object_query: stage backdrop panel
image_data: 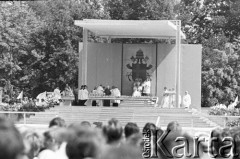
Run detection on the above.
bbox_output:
[181,44,202,110]
[122,44,156,96]
[156,44,202,110]
[156,44,176,100]
[86,43,122,91]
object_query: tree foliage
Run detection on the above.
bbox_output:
[0,2,43,96]
[2,0,240,107]
[0,0,109,98]
[178,0,240,106]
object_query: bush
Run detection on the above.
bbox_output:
[209,104,240,116]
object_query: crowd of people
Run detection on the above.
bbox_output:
[2,115,240,159]
[1,82,193,109]
[160,87,192,109]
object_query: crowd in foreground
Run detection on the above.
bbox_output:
[2,116,240,159]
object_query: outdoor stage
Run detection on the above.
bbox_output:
[75,20,202,110]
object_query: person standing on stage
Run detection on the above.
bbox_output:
[96,85,104,106]
[103,85,111,106]
[168,88,174,108]
[161,87,170,108]
[183,91,191,108]
[78,85,89,106]
[111,86,121,107]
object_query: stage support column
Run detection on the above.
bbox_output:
[176,20,181,108]
[82,28,88,85]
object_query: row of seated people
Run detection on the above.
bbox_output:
[78,85,121,106]
[2,115,239,159]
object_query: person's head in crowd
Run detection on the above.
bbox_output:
[166,121,182,132]
[42,127,71,152]
[124,122,140,139]
[43,128,59,152]
[0,117,25,159]
[49,117,66,128]
[143,122,156,134]
[22,131,42,159]
[81,121,91,128]
[93,122,103,129]
[231,127,240,159]
[84,85,88,89]
[80,85,84,90]
[102,118,123,145]
[66,127,104,159]
[125,133,143,148]
[210,128,232,158]
[158,122,191,159]
[99,144,142,159]
[142,122,163,141]
[164,86,167,91]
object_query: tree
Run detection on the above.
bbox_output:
[0,2,43,97]
[104,0,177,20]
[178,0,240,107]
[25,0,109,97]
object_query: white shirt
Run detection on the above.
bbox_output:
[78,89,89,100]
[183,94,191,107]
[38,149,56,159]
[96,86,104,95]
[54,88,61,100]
[55,142,68,159]
[132,90,141,97]
[142,81,151,94]
[111,88,121,103]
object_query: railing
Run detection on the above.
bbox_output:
[0,111,59,125]
[88,95,158,105]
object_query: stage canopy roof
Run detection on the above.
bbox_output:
[74,19,186,39]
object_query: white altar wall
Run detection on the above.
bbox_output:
[81,43,202,109]
[156,44,202,109]
[86,43,122,91]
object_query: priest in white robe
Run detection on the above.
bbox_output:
[183,91,191,108]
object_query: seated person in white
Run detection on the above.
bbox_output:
[132,86,141,97]
[182,91,191,108]
[96,85,104,106]
[142,78,151,96]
